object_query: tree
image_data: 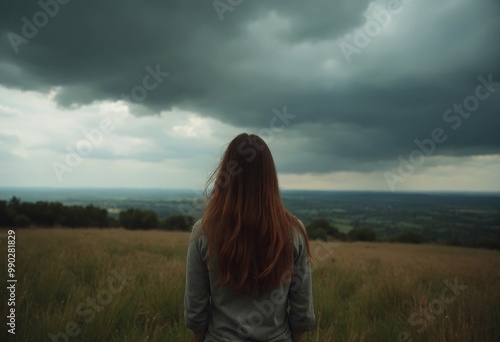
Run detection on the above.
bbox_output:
[0,200,15,227]
[348,227,377,242]
[388,230,426,244]
[59,205,108,228]
[162,215,195,231]
[306,219,341,241]
[14,214,31,228]
[119,209,159,230]
[8,196,21,211]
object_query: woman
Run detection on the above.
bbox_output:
[184,133,315,342]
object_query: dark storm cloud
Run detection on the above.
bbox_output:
[0,0,369,107]
[1,0,499,174]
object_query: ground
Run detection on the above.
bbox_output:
[1,228,499,341]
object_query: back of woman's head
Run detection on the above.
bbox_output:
[201,133,310,296]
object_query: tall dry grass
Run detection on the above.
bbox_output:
[1,228,499,341]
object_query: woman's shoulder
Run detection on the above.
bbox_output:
[188,219,206,243]
[188,219,210,262]
[290,216,308,259]
[291,216,306,238]
[191,219,203,233]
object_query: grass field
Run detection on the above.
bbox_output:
[1,228,499,341]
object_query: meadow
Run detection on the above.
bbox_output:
[1,228,499,341]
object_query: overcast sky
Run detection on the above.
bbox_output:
[1,0,499,191]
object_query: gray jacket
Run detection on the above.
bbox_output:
[184,220,315,342]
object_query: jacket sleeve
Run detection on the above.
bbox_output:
[184,221,211,332]
[287,225,315,332]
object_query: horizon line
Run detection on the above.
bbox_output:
[1,186,500,195]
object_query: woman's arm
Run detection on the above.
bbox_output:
[184,222,211,336]
[288,226,315,336]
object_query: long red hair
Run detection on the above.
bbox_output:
[200,133,310,296]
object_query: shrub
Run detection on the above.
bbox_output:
[14,214,32,228]
[388,230,426,244]
[348,227,377,242]
[161,215,195,231]
[306,219,341,241]
[119,209,159,230]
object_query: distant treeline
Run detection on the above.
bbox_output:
[0,197,194,231]
[1,197,498,250]
[305,218,500,250]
